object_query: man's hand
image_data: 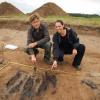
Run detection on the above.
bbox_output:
[72,49,77,56]
[31,55,36,64]
[52,60,57,69]
[28,42,37,48]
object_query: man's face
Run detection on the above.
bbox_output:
[31,18,40,29]
[55,22,64,33]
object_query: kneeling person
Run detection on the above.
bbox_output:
[26,14,52,64]
[52,20,85,70]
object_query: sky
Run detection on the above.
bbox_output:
[0,0,100,15]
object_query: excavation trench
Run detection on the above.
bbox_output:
[5,67,57,100]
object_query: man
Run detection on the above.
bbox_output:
[52,20,85,70]
[26,14,52,64]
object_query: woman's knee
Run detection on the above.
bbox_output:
[77,44,86,53]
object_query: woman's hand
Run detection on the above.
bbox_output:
[52,60,57,69]
[72,49,77,56]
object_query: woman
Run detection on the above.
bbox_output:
[52,20,85,70]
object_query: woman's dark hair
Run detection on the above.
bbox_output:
[55,20,64,25]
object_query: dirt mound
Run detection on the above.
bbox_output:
[0,2,24,15]
[30,2,67,17]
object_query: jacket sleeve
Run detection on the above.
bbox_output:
[27,26,34,45]
[37,25,50,46]
[53,34,61,60]
[70,29,79,49]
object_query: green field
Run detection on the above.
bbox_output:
[0,15,100,27]
[44,15,100,27]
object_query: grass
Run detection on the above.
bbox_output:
[0,14,27,21]
[43,15,100,27]
[0,15,100,27]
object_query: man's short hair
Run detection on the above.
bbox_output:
[29,13,40,23]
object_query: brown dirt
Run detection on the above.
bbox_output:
[0,2,24,15]
[0,20,100,36]
[0,28,100,100]
[29,2,67,17]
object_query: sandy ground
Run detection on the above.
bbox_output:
[0,28,100,100]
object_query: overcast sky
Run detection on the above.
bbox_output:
[0,0,100,15]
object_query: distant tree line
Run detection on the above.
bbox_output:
[69,13,100,18]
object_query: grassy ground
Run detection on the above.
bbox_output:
[43,15,100,27]
[0,15,100,27]
[0,14,27,21]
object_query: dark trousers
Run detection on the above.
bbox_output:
[25,42,52,60]
[57,44,85,66]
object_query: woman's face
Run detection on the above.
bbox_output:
[55,22,64,33]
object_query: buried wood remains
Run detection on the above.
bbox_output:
[0,61,100,100]
[5,66,57,100]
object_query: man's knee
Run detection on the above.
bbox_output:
[44,42,52,49]
[46,42,52,47]
[25,47,29,54]
[25,47,37,55]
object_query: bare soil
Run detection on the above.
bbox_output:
[0,27,100,100]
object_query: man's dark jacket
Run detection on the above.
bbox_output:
[27,23,50,46]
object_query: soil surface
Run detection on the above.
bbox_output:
[0,27,100,100]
